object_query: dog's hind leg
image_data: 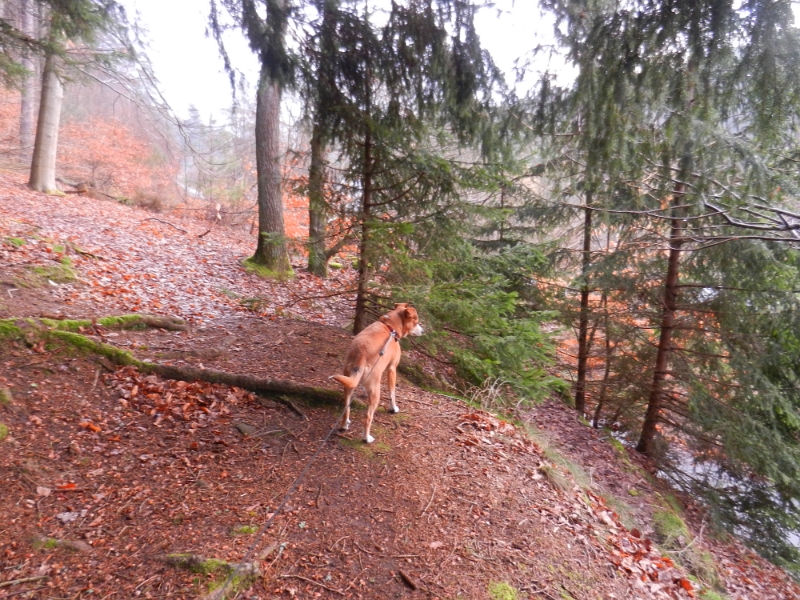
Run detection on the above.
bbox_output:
[340,387,354,431]
[387,364,399,414]
[363,385,381,444]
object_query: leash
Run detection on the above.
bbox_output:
[210,405,348,600]
[379,324,399,357]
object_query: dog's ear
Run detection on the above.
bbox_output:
[379,314,391,324]
[393,302,408,309]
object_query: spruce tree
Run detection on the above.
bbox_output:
[537,0,800,566]
[210,0,294,276]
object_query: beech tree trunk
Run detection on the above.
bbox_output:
[252,64,291,274]
[307,123,329,277]
[19,0,36,160]
[574,195,593,415]
[636,182,686,455]
[29,49,62,193]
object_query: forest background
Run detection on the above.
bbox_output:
[2,0,800,582]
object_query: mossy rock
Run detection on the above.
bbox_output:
[488,581,519,600]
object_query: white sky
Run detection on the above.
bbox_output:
[120,0,552,122]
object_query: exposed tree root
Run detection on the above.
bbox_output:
[1,316,343,408]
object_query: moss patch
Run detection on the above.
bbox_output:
[488,581,519,600]
[164,554,260,599]
[339,428,391,458]
[231,525,257,535]
[653,509,690,549]
[0,422,8,442]
[242,256,294,281]
[32,261,77,284]
[4,237,26,247]
[0,387,12,405]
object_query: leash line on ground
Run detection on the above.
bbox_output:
[210,405,347,600]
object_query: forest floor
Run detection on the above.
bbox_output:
[1,169,798,600]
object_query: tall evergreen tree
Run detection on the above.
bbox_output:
[537,0,800,565]
[210,0,294,276]
[296,0,502,332]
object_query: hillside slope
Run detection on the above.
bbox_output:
[1,171,797,599]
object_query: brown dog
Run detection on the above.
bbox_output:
[332,303,424,443]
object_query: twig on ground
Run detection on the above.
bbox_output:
[278,574,345,596]
[284,288,358,308]
[398,570,418,590]
[0,586,48,599]
[420,481,437,516]
[0,577,48,589]
[141,218,189,234]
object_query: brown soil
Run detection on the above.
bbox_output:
[1,171,798,599]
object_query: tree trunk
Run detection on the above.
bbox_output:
[574,194,593,415]
[307,122,329,277]
[252,64,291,275]
[353,124,373,335]
[28,49,62,193]
[19,0,36,161]
[636,183,686,455]
[592,293,611,428]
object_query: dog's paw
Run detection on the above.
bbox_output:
[364,434,375,444]
[340,419,351,431]
[390,406,400,414]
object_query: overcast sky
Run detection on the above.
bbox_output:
[121,0,551,122]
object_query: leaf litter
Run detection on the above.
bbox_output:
[1,170,798,598]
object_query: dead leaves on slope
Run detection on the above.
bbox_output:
[456,410,697,599]
[105,366,255,429]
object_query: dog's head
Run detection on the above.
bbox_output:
[382,303,424,337]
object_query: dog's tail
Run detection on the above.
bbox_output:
[330,367,362,391]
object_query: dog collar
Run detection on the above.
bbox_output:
[383,322,400,340]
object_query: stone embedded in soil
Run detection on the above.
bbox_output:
[234,423,257,437]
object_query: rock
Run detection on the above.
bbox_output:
[235,423,258,437]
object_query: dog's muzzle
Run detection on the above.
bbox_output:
[410,324,424,336]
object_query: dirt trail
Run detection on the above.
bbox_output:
[1,171,798,599]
